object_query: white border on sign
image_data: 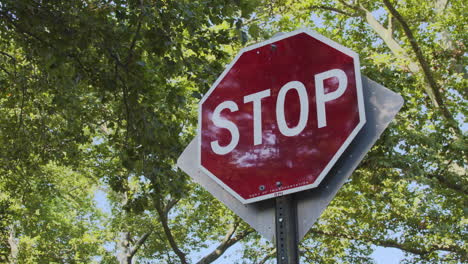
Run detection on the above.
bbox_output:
[198,28,366,204]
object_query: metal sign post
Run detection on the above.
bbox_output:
[276,195,299,263]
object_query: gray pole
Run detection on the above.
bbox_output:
[275,195,299,263]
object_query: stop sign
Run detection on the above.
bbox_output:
[199,29,365,204]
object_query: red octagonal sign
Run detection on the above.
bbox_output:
[199,29,365,204]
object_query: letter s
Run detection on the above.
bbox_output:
[210,101,239,155]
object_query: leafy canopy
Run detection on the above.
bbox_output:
[0,0,466,263]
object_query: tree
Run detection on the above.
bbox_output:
[0,0,466,263]
[1,0,252,263]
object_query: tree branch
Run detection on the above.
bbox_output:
[129,231,152,260]
[382,0,462,136]
[125,0,144,67]
[196,221,253,264]
[258,249,276,264]
[434,0,455,51]
[337,0,358,10]
[435,0,449,13]
[0,11,50,46]
[196,222,238,264]
[309,5,360,17]
[154,198,188,264]
[310,228,466,260]
[426,171,467,195]
[0,51,16,62]
[164,198,180,216]
[386,13,393,39]
[357,5,418,70]
[0,65,11,76]
[397,158,467,195]
[16,83,26,134]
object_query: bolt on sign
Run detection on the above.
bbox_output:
[198,29,365,204]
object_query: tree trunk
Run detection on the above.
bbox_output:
[8,225,18,264]
[117,231,133,264]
